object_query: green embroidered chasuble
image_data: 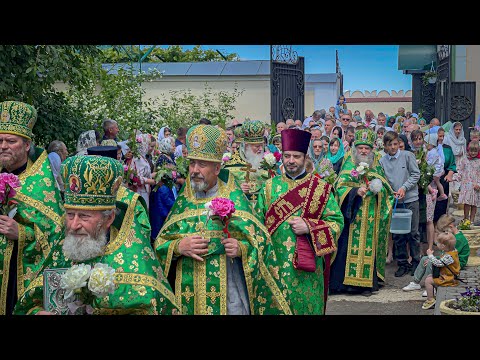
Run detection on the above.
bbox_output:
[14,186,179,315]
[154,169,291,315]
[0,148,65,315]
[254,173,344,314]
[334,151,395,288]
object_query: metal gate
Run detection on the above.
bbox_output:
[270,46,305,124]
[450,81,476,133]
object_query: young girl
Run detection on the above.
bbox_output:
[334,95,347,119]
[425,133,447,201]
[422,232,460,309]
[457,140,480,223]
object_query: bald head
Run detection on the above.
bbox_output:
[430,118,440,127]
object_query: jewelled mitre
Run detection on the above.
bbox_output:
[0,101,37,140]
[186,125,228,163]
[242,120,266,144]
[61,155,124,210]
[354,128,376,148]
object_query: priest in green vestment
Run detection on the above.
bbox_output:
[223,120,271,205]
[14,155,179,315]
[155,124,291,315]
[0,101,65,315]
[254,129,344,315]
[329,128,394,296]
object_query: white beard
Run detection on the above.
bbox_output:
[62,226,108,262]
[244,146,264,170]
[352,146,375,167]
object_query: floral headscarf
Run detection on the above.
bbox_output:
[159,137,175,154]
[76,130,97,155]
[137,133,150,158]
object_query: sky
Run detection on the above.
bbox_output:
[176,45,412,93]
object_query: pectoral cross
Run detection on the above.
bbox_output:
[240,162,257,183]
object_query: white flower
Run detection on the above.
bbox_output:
[356,165,365,174]
[359,162,369,168]
[88,263,116,298]
[263,153,277,167]
[61,264,92,300]
[369,178,383,194]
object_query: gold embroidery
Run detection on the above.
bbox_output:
[308,180,324,214]
[42,190,56,203]
[15,193,63,227]
[23,274,43,294]
[175,259,183,309]
[219,254,227,315]
[194,258,207,315]
[0,239,14,315]
[34,224,51,259]
[104,192,137,255]
[18,151,47,182]
[265,178,272,208]
[17,225,26,297]
[298,187,307,198]
[114,272,176,307]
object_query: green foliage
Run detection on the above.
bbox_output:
[415,147,435,193]
[156,84,245,130]
[66,67,164,139]
[0,45,102,151]
[101,45,240,63]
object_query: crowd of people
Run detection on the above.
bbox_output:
[0,96,475,315]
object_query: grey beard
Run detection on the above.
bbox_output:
[352,146,374,167]
[63,228,107,262]
[244,147,264,170]
[190,177,209,192]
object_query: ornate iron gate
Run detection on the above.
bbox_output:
[450,82,476,134]
[270,46,305,124]
[435,45,451,123]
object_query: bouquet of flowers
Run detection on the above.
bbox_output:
[259,151,282,178]
[221,152,232,166]
[0,173,21,217]
[448,286,480,312]
[123,164,142,192]
[458,219,471,230]
[175,156,189,179]
[60,263,116,315]
[350,162,371,186]
[203,197,236,238]
[316,158,336,185]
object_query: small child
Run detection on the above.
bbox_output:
[470,129,480,142]
[425,133,447,201]
[457,140,480,223]
[435,214,470,270]
[422,232,460,310]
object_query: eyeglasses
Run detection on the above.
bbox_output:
[341,118,350,121]
[313,145,323,148]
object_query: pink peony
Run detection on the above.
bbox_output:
[210,197,235,218]
[123,165,129,172]
[136,136,143,143]
[350,170,359,177]
[273,151,282,162]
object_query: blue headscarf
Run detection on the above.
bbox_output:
[326,137,345,164]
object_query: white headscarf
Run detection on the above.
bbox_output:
[158,137,175,154]
[174,144,184,158]
[157,126,171,144]
[443,121,466,156]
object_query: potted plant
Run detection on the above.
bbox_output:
[439,286,480,315]
[422,71,437,85]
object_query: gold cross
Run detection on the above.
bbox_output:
[182,286,195,304]
[206,286,221,304]
[283,237,295,252]
[240,162,257,183]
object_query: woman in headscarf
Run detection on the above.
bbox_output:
[443,121,467,165]
[326,137,345,175]
[157,126,172,144]
[129,133,156,209]
[307,138,326,173]
[76,130,97,156]
[149,136,177,242]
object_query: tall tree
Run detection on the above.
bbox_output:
[0,45,102,150]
